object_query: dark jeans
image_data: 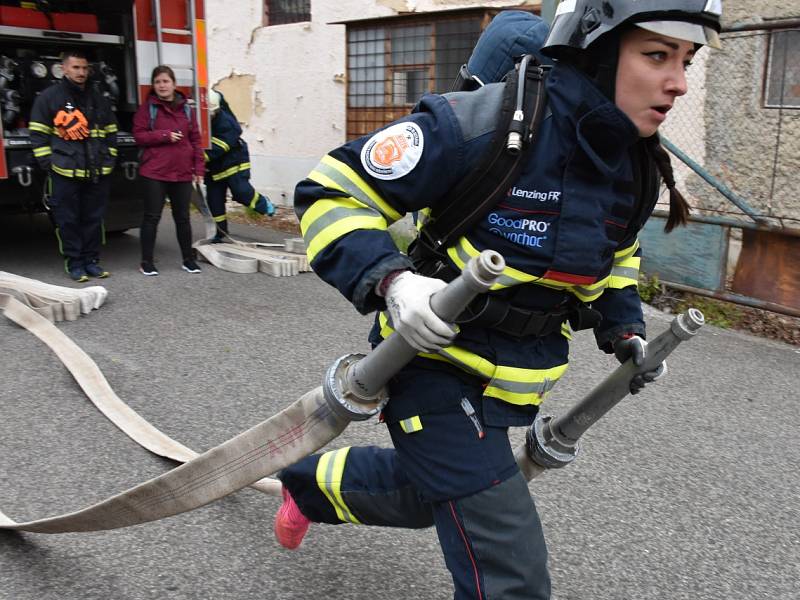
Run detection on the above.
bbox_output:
[139,176,193,263]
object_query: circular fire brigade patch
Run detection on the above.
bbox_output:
[360,122,424,180]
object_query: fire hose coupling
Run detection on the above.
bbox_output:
[525,413,579,469]
[323,353,389,422]
[324,250,506,423]
[672,307,704,340]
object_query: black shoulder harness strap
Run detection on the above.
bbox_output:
[410,55,550,271]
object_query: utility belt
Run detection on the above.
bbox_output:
[411,251,602,339]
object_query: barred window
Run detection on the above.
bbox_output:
[264,0,310,26]
[765,29,800,108]
[346,12,491,139]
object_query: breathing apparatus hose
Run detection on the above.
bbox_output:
[0,251,506,534]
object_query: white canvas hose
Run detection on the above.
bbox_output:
[189,184,308,277]
[0,251,505,534]
[0,271,107,322]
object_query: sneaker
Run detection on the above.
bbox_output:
[85,262,110,278]
[69,267,89,283]
[274,486,311,550]
[264,198,276,217]
[181,259,202,274]
[140,261,159,276]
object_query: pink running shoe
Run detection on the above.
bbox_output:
[274,486,311,549]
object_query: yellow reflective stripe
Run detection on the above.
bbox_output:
[615,239,640,261]
[108,147,118,157]
[104,124,118,133]
[561,322,572,340]
[248,190,259,209]
[301,197,387,263]
[52,166,109,178]
[311,155,402,223]
[90,129,107,138]
[315,447,360,524]
[211,137,230,151]
[608,255,641,289]
[203,152,209,162]
[211,162,250,181]
[399,416,423,433]
[378,313,567,407]
[447,236,574,291]
[29,122,54,134]
[416,207,431,230]
[52,165,74,177]
[33,146,52,157]
[213,214,227,223]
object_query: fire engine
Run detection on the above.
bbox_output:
[0,0,210,231]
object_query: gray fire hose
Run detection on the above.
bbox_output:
[0,250,506,533]
[514,308,705,480]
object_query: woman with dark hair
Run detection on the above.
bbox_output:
[133,65,204,275]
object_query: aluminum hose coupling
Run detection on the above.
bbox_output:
[323,352,390,422]
[525,413,579,469]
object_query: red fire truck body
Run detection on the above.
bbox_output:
[0,0,209,231]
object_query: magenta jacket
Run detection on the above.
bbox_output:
[132,92,204,182]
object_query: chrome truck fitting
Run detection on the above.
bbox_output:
[516,309,705,477]
[323,250,506,421]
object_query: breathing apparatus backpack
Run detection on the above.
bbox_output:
[408,10,553,275]
[408,11,606,337]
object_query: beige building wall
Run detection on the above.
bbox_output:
[206,1,538,206]
[681,0,799,221]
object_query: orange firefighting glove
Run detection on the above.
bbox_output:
[53,109,90,140]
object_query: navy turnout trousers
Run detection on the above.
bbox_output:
[205,172,270,237]
[280,365,551,600]
[48,173,111,271]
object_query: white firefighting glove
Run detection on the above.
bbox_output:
[382,271,458,352]
[613,334,668,395]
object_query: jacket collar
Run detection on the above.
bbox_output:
[546,64,640,176]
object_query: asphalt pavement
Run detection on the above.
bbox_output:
[1,212,798,600]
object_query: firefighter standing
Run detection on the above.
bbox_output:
[274,2,722,599]
[29,50,117,282]
[204,90,274,242]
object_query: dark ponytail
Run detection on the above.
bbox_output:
[647,137,690,232]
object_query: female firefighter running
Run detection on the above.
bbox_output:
[275,2,722,598]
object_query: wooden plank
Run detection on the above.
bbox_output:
[731,229,800,311]
[639,216,728,290]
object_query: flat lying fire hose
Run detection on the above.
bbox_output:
[188,185,309,277]
[0,251,507,533]
[0,292,281,500]
[0,271,107,322]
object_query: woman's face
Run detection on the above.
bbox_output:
[153,73,176,101]
[615,27,696,137]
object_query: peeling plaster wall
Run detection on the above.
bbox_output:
[206,0,537,205]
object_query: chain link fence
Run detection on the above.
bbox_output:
[658,23,800,228]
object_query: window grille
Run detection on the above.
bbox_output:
[346,13,491,139]
[264,0,310,26]
[765,29,800,109]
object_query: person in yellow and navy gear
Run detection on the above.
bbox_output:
[274,2,722,599]
[204,89,274,242]
[29,49,118,282]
